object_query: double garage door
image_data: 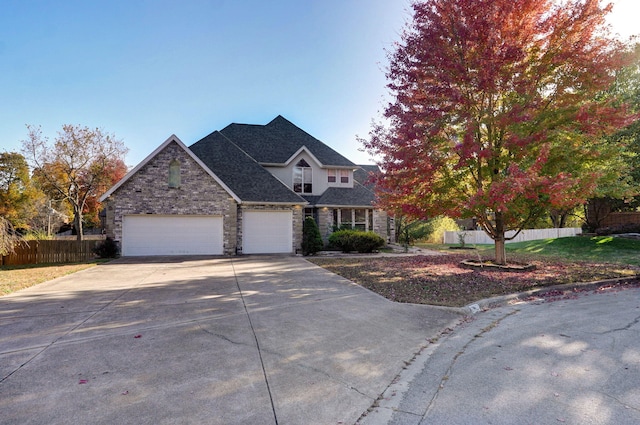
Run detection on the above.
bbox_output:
[122,215,224,256]
[121,211,293,256]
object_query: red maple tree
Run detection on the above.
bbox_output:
[363,0,637,264]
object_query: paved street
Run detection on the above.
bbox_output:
[360,284,640,425]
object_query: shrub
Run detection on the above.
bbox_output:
[302,217,324,255]
[23,230,53,241]
[329,230,385,253]
[396,218,430,247]
[423,216,460,244]
[329,230,356,252]
[93,237,119,258]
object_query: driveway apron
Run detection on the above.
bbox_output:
[0,256,462,425]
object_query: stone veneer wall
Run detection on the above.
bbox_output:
[316,207,333,244]
[373,210,395,242]
[236,204,304,254]
[103,141,238,255]
[313,207,393,244]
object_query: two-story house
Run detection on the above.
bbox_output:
[100,116,392,256]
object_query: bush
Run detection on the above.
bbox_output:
[396,218,430,246]
[93,237,119,258]
[329,230,385,253]
[423,216,460,244]
[23,230,53,241]
[302,217,324,255]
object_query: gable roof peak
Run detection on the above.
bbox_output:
[189,130,306,205]
[99,134,241,203]
[267,114,292,125]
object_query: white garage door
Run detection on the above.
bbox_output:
[242,210,293,254]
[122,215,224,256]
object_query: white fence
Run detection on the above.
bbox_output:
[443,228,583,245]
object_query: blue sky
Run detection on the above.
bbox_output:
[1,0,637,167]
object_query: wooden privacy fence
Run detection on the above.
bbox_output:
[1,240,101,266]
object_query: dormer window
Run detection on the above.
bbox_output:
[168,159,181,188]
[340,170,349,183]
[293,159,312,194]
[328,169,336,183]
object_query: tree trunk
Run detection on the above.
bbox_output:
[495,238,506,265]
[494,211,507,265]
[73,211,84,241]
[559,212,567,228]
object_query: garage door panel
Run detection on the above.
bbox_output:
[243,211,292,254]
[123,215,223,256]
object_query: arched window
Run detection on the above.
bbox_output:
[168,159,181,188]
[293,159,312,194]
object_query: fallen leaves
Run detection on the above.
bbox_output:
[309,254,640,307]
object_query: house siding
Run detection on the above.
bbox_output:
[102,141,238,255]
[264,152,353,197]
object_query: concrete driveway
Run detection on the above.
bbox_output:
[0,256,462,425]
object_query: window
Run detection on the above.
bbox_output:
[354,209,366,231]
[328,169,336,183]
[168,159,181,188]
[333,208,372,231]
[341,209,352,228]
[340,170,349,184]
[293,159,312,193]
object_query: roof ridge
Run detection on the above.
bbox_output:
[206,130,261,166]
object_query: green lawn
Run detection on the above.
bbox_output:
[506,236,640,265]
[419,235,640,266]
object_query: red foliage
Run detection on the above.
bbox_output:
[363,0,637,257]
[83,158,128,227]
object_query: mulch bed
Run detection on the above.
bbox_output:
[308,253,640,307]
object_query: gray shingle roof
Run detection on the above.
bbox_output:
[311,182,376,207]
[189,131,306,204]
[220,115,355,167]
[354,165,380,189]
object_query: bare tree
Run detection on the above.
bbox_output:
[0,216,24,256]
[22,125,128,241]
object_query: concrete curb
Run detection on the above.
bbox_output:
[462,275,640,315]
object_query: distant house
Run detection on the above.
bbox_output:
[100,116,393,256]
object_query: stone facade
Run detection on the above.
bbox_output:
[317,207,333,243]
[373,210,395,243]
[103,141,238,255]
[313,206,394,244]
[102,137,392,256]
